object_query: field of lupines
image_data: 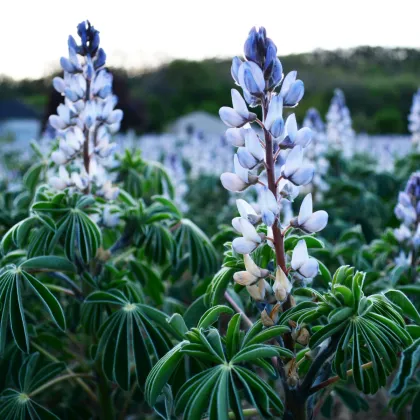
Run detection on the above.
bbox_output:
[0,21,420,420]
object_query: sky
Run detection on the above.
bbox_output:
[1,0,420,79]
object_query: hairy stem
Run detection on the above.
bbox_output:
[31,342,98,402]
[96,360,115,420]
[29,373,93,398]
[309,361,373,395]
[300,336,339,395]
[224,290,253,328]
[261,97,294,353]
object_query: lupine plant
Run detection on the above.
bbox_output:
[0,21,219,419]
[302,108,329,200]
[326,89,355,150]
[144,27,419,420]
[408,88,420,150]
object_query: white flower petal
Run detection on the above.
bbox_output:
[220,173,247,192]
[234,154,250,183]
[299,258,319,278]
[237,147,258,169]
[265,95,283,130]
[231,89,249,119]
[219,107,245,128]
[291,239,309,271]
[295,127,312,148]
[239,218,261,243]
[279,71,297,97]
[246,279,267,301]
[285,114,298,141]
[233,270,259,285]
[302,211,328,233]
[243,254,263,277]
[283,146,303,178]
[245,129,264,161]
[226,128,246,147]
[298,194,313,225]
[232,237,258,254]
[290,165,314,186]
[236,199,257,219]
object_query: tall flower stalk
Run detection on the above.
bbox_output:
[408,88,420,149]
[48,21,122,199]
[219,26,328,418]
[394,172,420,272]
[326,88,354,151]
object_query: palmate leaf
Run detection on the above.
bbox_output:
[0,352,65,420]
[0,261,68,353]
[31,193,101,264]
[85,290,183,390]
[390,338,420,397]
[304,266,413,394]
[116,149,175,199]
[173,218,218,277]
[146,315,292,419]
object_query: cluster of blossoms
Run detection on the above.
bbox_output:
[219,27,328,316]
[394,172,420,264]
[302,108,329,198]
[408,88,420,149]
[48,21,122,202]
[326,88,355,150]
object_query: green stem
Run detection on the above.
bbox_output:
[96,360,115,420]
[29,373,93,398]
[44,283,75,296]
[224,290,253,327]
[31,342,98,402]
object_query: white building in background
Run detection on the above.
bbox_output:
[167,111,226,137]
[0,100,41,145]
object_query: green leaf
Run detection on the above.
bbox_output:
[309,321,347,349]
[231,344,291,364]
[390,338,420,397]
[284,235,325,251]
[384,289,420,324]
[20,256,76,273]
[197,305,233,329]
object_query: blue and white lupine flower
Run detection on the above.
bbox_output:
[260,187,279,226]
[408,88,420,149]
[236,199,261,225]
[246,279,271,301]
[326,88,355,150]
[220,155,258,192]
[291,240,319,278]
[102,205,120,227]
[278,178,299,202]
[219,26,328,304]
[291,193,328,233]
[237,129,264,169]
[394,224,411,243]
[394,172,420,253]
[232,216,262,254]
[265,95,284,138]
[281,146,315,186]
[219,89,257,127]
[303,107,330,198]
[48,21,122,197]
[272,266,292,302]
[280,114,312,149]
[233,254,269,286]
[226,126,249,147]
[279,71,304,107]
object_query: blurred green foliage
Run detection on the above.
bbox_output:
[2,46,420,134]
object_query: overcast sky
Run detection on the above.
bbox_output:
[1,0,420,79]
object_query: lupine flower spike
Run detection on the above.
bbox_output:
[48,21,123,202]
[219,26,328,313]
